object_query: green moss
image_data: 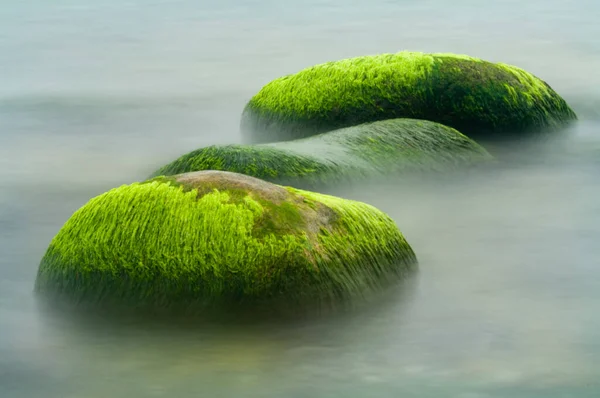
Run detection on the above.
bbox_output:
[241,51,577,143]
[153,145,331,184]
[152,118,492,188]
[35,171,416,309]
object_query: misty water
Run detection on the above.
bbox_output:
[2,1,600,397]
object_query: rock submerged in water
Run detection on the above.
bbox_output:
[241,51,577,143]
[152,118,492,188]
[35,171,417,310]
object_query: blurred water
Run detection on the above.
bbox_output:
[1,0,600,397]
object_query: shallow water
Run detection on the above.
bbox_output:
[2,1,600,397]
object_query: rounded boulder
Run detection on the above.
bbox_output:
[35,171,417,310]
[153,118,493,188]
[241,51,577,143]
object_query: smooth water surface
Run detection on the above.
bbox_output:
[1,1,600,397]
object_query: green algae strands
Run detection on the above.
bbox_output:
[35,171,417,310]
[241,52,577,143]
[152,118,492,188]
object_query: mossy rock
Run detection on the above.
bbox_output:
[35,171,417,310]
[152,118,492,188]
[241,51,577,143]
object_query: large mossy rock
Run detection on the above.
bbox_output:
[152,118,492,188]
[35,171,417,310]
[241,52,577,143]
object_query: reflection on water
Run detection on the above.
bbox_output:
[2,0,600,397]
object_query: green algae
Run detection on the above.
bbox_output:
[241,51,577,143]
[153,145,332,186]
[35,171,416,310]
[151,118,493,188]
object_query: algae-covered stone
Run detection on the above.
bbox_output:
[241,51,577,143]
[152,118,492,188]
[35,171,417,309]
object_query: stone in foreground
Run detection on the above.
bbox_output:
[35,171,417,310]
[241,51,577,143]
